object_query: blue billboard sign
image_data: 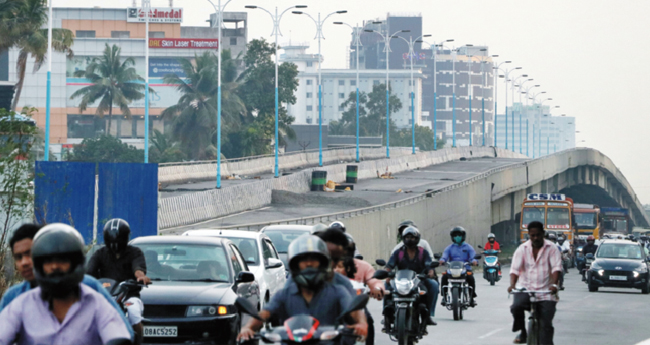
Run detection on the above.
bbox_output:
[149,58,185,78]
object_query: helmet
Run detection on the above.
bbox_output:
[397,220,417,237]
[487,233,496,242]
[103,218,131,254]
[402,226,421,248]
[558,235,565,243]
[450,226,466,244]
[329,221,346,232]
[547,233,557,241]
[287,235,331,289]
[32,223,86,298]
[312,223,328,234]
[586,235,595,241]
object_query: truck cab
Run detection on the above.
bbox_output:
[519,193,575,243]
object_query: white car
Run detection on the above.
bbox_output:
[260,225,318,273]
[182,229,286,310]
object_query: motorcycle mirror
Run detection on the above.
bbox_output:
[338,294,370,324]
[478,245,483,249]
[585,253,595,259]
[430,261,440,268]
[373,269,389,280]
[474,254,482,260]
[433,253,442,260]
[235,297,262,321]
[375,259,387,266]
[417,273,427,280]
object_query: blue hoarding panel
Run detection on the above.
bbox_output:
[97,163,158,243]
[34,161,96,243]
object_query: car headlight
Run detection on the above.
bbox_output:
[635,266,648,273]
[186,305,231,317]
[598,270,604,276]
[395,280,414,295]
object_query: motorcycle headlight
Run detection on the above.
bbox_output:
[186,305,230,317]
[395,280,414,295]
[450,268,462,278]
[577,248,583,252]
[262,333,282,342]
[320,330,339,341]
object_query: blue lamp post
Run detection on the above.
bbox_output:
[521,83,539,156]
[475,49,492,146]
[44,0,53,161]
[492,60,510,147]
[498,66,522,150]
[423,39,454,150]
[510,74,527,153]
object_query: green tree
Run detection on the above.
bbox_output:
[161,50,245,160]
[336,84,402,140]
[3,0,74,111]
[150,129,186,163]
[69,44,147,138]
[68,135,145,163]
[391,125,445,151]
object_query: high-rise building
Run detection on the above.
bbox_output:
[350,14,495,147]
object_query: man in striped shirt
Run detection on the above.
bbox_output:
[508,221,562,344]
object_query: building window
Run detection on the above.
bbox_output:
[230,37,237,45]
[339,105,345,111]
[76,30,95,38]
[111,31,130,38]
[338,80,345,86]
[350,80,356,86]
[408,106,413,111]
[307,105,313,111]
[307,61,313,67]
[339,93,345,99]
[306,92,312,98]
[149,31,165,38]
[306,79,313,85]
[373,80,380,85]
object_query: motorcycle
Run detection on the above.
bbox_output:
[235,293,369,345]
[478,246,500,286]
[582,253,595,283]
[98,278,146,315]
[439,254,482,321]
[373,259,438,345]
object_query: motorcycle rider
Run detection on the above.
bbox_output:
[329,221,363,259]
[385,226,437,326]
[483,233,502,276]
[546,233,565,290]
[87,218,151,344]
[439,226,478,307]
[579,235,598,281]
[237,235,368,342]
[391,220,434,257]
[557,235,571,274]
[0,223,132,345]
[0,223,134,340]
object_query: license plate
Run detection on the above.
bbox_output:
[144,326,178,337]
[609,275,627,281]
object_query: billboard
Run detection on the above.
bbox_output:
[149,38,218,49]
[127,7,183,23]
[149,58,185,78]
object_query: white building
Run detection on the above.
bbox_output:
[281,44,425,128]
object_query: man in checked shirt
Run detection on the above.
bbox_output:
[508,221,562,344]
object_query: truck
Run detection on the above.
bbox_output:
[600,207,631,236]
[518,193,575,243]
[573,204,601,240]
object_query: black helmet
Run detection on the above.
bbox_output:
[288,235,331,289]
[329,221,346,232]
[398,220,417,237]
[557,235,565,243]
[402,226,421,248]
[32,223,86,298]
[103,218,131,253]
[547,232,557,241]
[450,226,466,244]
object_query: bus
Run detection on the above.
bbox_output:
[573,204,601,240]
[519,193,575,243]
[600,207,631,236]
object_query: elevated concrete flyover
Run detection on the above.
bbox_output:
[205,148,648,264]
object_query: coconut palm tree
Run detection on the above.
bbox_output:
[70,43,147,137]
[5,0,74,111]
[161,50,245,160]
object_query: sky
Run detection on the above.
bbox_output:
[59,0,650,203]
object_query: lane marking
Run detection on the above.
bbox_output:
[635,339,650,345]
[478,328,503,339]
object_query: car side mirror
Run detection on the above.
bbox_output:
[645,257,650,263]
[373,269,389,280]
[266,258,283,269]
[236,271,255,283]
[375,259,386,266]
[585,253,595,259]
[434,253,442,260]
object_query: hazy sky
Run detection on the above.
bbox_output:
[59,0,650,203]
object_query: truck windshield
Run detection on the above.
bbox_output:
[616,220,628,232]
[575,213,597,229]
[522,207,545,227]
[546,208,571,229]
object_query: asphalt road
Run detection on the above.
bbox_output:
[163,157,527,233]
[368,267,650,345]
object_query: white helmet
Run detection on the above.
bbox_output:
[487,233,496,239]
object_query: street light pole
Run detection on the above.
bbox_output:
[510,74,527,153]
[143,0,150,163]
[44,0,53,161]
[334,22,362,161]
[248,4,307,176]
[492,60,511,147]
[475,49,491,147]
[498,66,522,150]
[521,83,539,156]
[295,10,347,166]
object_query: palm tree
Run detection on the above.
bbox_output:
[4,0,74,111]
[70,43,147,137]
[161,50,245,160]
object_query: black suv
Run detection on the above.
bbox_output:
[587,239,650,293]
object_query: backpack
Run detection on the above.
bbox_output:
[397,246,424,264]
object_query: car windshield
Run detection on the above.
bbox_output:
[222,237,259,266]
[264,230,311,253]
[522,207,545,227]
[546,208,571,229]
[575,213,597,229]
[596,243,643,260]
[136,244,231,282]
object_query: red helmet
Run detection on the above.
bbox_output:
[587,235,595,241]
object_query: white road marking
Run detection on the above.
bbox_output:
[635,339,650,345]
[478,328,503,339]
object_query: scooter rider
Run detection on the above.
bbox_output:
[87,219,151,344]
[579,235,598,281]
[237,235,368,342]
[484,233,502,276]
[439,226,478,307]
[385,226,437,326]
[0,223,132,345]
[557,235,571,273]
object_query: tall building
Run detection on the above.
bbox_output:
[3,7,247,158]
[282,43,424,128]
[350,14,495,147]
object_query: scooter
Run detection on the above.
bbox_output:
[439,254,481,321]
[235,294,369,345]
[478,246,500,286]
